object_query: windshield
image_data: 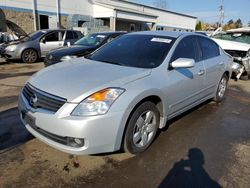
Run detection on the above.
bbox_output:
[213,33,250,44]
[87,34,175,68]
[21,31,46,41]
[74,34,107,46]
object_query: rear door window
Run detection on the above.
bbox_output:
[73,31,78,39]
[66,31,74,40]
[44,32,59,42]
[198,37,220,60]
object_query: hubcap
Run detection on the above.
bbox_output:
[24,50,36,63]
[133,110,156,148]
[218,77,227,98]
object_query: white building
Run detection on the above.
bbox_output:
[0,0,197,34]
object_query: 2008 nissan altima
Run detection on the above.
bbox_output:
[18,31,232,155]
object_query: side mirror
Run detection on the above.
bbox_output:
[41,38,46,43]
[171,58,195,68]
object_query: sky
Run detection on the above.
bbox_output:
[135,0,249,25]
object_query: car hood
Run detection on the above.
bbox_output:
[50,45,96,57]
[212,38,250,52]
[6,20,29,38]
[28,58,151,103]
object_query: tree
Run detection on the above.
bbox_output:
[248,20,250,27]
[153,0,168,9]
[227,19,234,25]
[235,19,243,28]
[195,21,202,31]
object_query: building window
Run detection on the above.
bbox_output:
[130,24,135,32]
[78,20,85,27]
[39,15,49,29]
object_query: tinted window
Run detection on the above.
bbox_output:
[73,31,78,39]
[106,35,117,43]
[75,33,107,46]
[171,36,199,62]
[88,34,176,68]
[44,32,59,42]
[66,31,74,39]
[199,37,220,60]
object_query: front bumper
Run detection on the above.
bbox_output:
[18,91,125,155]
[231,57,250,79]
[242,57,250,74]
[2,50,21,60]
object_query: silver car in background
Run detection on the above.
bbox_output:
[18,31,232,155]
[1,27,82,63]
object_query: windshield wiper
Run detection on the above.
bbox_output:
[85,54,92,60]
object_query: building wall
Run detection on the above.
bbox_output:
[1,0,196,34]
[144,7,196,31]
[0,0,94,33]
[95,0,197,31]
[0,8,34,33]
[116,20,141,32]
[0,0,93,16]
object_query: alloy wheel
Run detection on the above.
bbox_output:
[132,110,157,148]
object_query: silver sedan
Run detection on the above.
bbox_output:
[18,31,232,155]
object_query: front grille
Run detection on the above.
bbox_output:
[22,83,67,112]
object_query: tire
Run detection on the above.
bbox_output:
[240,72,249,80]
[124,101,160,154]
[213,73,229,103]
[21,49,38,63]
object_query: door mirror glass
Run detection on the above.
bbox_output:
[171,58,195,68]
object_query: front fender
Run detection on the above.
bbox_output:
[112,86,167,151]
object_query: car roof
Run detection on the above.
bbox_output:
[90,31,127,36]
[127,31,191,38]
[40,29,78,32]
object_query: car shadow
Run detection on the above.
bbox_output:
[0,107,34,153]
[158,148,222,188]
[0,71,37,79]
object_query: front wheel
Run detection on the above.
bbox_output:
[21,49,38,63]
[214,73,229,103]
[240,71,249,80]
[123,101,160,154]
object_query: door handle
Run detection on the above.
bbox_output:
[219,62,224,65]
[198,70,205,76]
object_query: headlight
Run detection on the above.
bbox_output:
[5,45,17,52]
[71,88,125,116]
[60,55,77,62]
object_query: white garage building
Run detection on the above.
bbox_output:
[0,0,197,34]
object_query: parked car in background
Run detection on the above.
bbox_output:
[212,27,250,80]
[1,20,83,63]
[19,31,232,155]
[44,31,126,67]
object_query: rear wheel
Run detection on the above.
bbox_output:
[21,49,38,63]
[214,74,229,103]
[124,101,160,154]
